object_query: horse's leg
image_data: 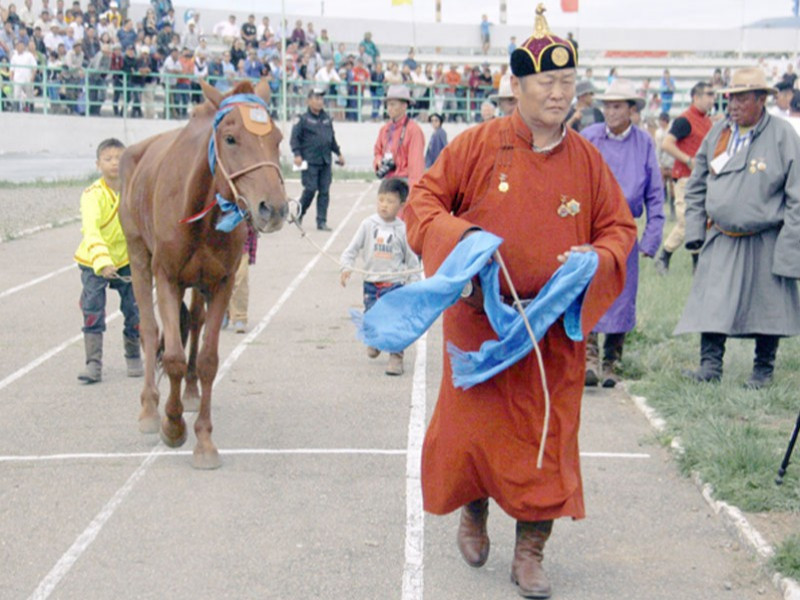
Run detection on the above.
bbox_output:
[128,238,160,434]
[192,282,232,470]
[182,288,205,413]
[156,272,188,448]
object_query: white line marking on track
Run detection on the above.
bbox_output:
[25,184,376,599]
[0,264,76,299]
[26,445,164,600]
[1,216,81,244]
[0,449,651,464]
[402,333,427,600]
[0,448,407,463]
[0,309,119,393]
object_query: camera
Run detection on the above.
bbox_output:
[375,154,396,179]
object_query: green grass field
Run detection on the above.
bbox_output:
[623,228,800,578]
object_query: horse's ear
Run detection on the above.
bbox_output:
[200,80,223,109]
[254,78,271,104]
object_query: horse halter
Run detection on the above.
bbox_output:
[181,93,284,233]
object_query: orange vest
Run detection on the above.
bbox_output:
[671,104,712,179]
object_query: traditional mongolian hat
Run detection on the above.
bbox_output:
[596,79,646,110]
[717,67,777,96]
[510,3,578,78]
[488,76,514,102]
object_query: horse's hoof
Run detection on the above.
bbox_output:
[138,412,160,434]
[192,447,221,470]
[160,417,187,448]
[182,394,200,413]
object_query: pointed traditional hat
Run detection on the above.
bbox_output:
[510,3,578,77]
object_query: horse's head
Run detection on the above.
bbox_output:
[201,79,288,234]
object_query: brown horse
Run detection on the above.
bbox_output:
[119,79,287,469]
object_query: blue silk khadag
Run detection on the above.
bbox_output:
[351,231,598,389]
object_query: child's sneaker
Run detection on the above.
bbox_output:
[367,346,381,359]
[385,352,404,376]
[234,321,246,334]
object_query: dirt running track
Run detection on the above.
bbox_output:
[0,181,781,599]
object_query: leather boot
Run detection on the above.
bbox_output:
[457,498,490,568]
[655,248,671,276]
[385,351,404,376]
[124,335,143,377]
[744,335,779,390]
[584,332,600,387]
[78,332,103,384]
[511,520,553,599]
[601,333,625,388]
[682,332,726,383]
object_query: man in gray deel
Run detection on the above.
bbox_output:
[291,87,345,231]
[675,67,800,389]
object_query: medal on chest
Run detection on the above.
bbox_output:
[749,158,767,174]
[498,173,509,193]
[558,194,581,218]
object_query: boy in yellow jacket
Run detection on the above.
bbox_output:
[74,138,141,383]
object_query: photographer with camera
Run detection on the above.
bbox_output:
[291,86,345,232]
[373,84,425,186]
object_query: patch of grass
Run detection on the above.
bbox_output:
[770,534,800,580]
[624,224,800,514]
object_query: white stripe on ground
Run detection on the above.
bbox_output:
[25,184,375,599]
[27,446,163,600]
[402,333,427,600]
[0,264,76,299]
[0,449,651,464]
[0,311,120,393]
[215,182,375,385]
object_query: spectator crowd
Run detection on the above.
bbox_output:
[0,0,514,120]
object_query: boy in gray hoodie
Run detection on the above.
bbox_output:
[340,178,421,375]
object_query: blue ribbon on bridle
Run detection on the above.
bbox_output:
[204,93,270,233]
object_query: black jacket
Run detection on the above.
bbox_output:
[290,108,341,166]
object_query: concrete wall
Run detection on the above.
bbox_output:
[0,112,475,180]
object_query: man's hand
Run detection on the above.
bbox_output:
[557,244,594,264]
[101,265,117,278]
[340,270,352,287]
[459,276,484,311]
[336,154,345,166]
[293,155,303,167]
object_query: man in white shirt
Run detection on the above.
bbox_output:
[314,59,341,85]
[10,41,38,110]
[770,80,794,118]
[256,16,273,41]
[212,14,238,45]
[43,22,63,52]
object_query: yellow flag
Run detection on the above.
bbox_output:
[392,0,413,5]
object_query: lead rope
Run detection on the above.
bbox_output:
[493,250,550,470]
[286,201,424,279]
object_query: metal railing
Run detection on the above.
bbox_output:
[0,63,702,120]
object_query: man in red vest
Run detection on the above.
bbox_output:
[655,81,715,274]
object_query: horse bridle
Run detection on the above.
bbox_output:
[211,125,284,226]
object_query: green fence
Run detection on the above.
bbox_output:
[0,63,699,121]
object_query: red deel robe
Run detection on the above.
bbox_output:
[404,110,637,522]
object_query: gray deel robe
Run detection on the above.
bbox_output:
[674,111,800,337]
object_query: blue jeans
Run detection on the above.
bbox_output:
[79,265,139,339]
[363,281,403,312]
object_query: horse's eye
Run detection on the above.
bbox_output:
[225,135,236,145]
